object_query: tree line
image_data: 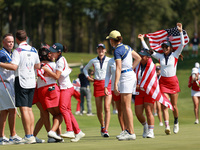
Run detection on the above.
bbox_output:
[0,0,199,53]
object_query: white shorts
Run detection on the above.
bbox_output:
[119,71,136,94]
[191,89,200,97]
[0,82,15,111]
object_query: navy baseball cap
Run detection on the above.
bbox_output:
[49,43,63,53]
[161,41,171,47]
[138,48,151,56]
[97,43,105,49]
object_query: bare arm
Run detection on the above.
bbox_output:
[34,63,41,70]
[42,66,61,80]
[132,50,141,69]
[0,62,18,71]
[83,60,94,82]
[114,59,121,95]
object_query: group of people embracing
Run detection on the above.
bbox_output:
[0,22,184,145]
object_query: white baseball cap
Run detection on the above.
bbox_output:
[192,67,199,74]
[195,62,199,68]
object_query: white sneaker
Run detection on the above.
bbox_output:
[75,111,80,115]
[82,110,87,114]
[143,124,148,138]
[159,122,164,126]
[118,133,136,141]
[147,131,155,138]
[48,130,63,141]
[0,136,11,145]
[9,134,22,144]
[165,126,171,135]
[71,131,85,142]
[154,113,158,116]
[61,131,75,139]
[16,136,36,144]
[113,110,118,114]
[86,113,94,116]
[195,120,199,124]
[173,123,179,134]
[35,137,45,143]
[116,130,126,139]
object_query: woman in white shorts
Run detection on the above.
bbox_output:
[106,30,141,141]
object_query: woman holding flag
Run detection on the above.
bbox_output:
[134,47,156,138]
[141,23,185,135]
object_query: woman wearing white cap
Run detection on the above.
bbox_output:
[188,67,200,124]
[83,43,112,137]
[106,30,141,140]
[140,23,184,135]
[195,62,199,69]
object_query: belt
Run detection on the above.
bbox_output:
[121,68,133,73]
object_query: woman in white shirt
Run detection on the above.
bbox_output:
[83,43,112,137]
[140,23,184,135]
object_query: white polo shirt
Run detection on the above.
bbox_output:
[141,32,184,77]
[83,56,110,80]
[11,42,40,89]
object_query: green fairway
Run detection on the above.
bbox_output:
[1,52,200,150]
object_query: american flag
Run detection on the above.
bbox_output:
[144,27,189,53]
[135,58,174,110]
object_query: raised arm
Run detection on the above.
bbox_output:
[138,34,150,50]
[174,23,185,57]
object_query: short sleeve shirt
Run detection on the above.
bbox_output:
[114,43,133,71]
[11,42,40,89]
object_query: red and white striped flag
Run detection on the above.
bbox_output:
[135,58,174,110]
[144,27,189,53]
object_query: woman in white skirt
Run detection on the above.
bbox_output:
[188,67,200,124]
[106,30,141,140]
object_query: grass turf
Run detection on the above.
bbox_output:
[1,52,200,150]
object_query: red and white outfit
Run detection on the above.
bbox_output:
[33,62,60,110]
[83,56,111,97]
[188,73,200,97]
[56,56,81,134]
[105,57,120,101]
[135,61,155,105]
[142,31,185,94]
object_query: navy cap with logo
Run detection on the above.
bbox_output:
[138,48,151,57]
[161,41,172,48]
[49,43,63,53]
[97,43,105,49]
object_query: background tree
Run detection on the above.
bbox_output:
[0,0,199,52]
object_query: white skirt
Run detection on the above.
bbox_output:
[0,82,15,111]
[191,89,200,97]
[119,71,136,94]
